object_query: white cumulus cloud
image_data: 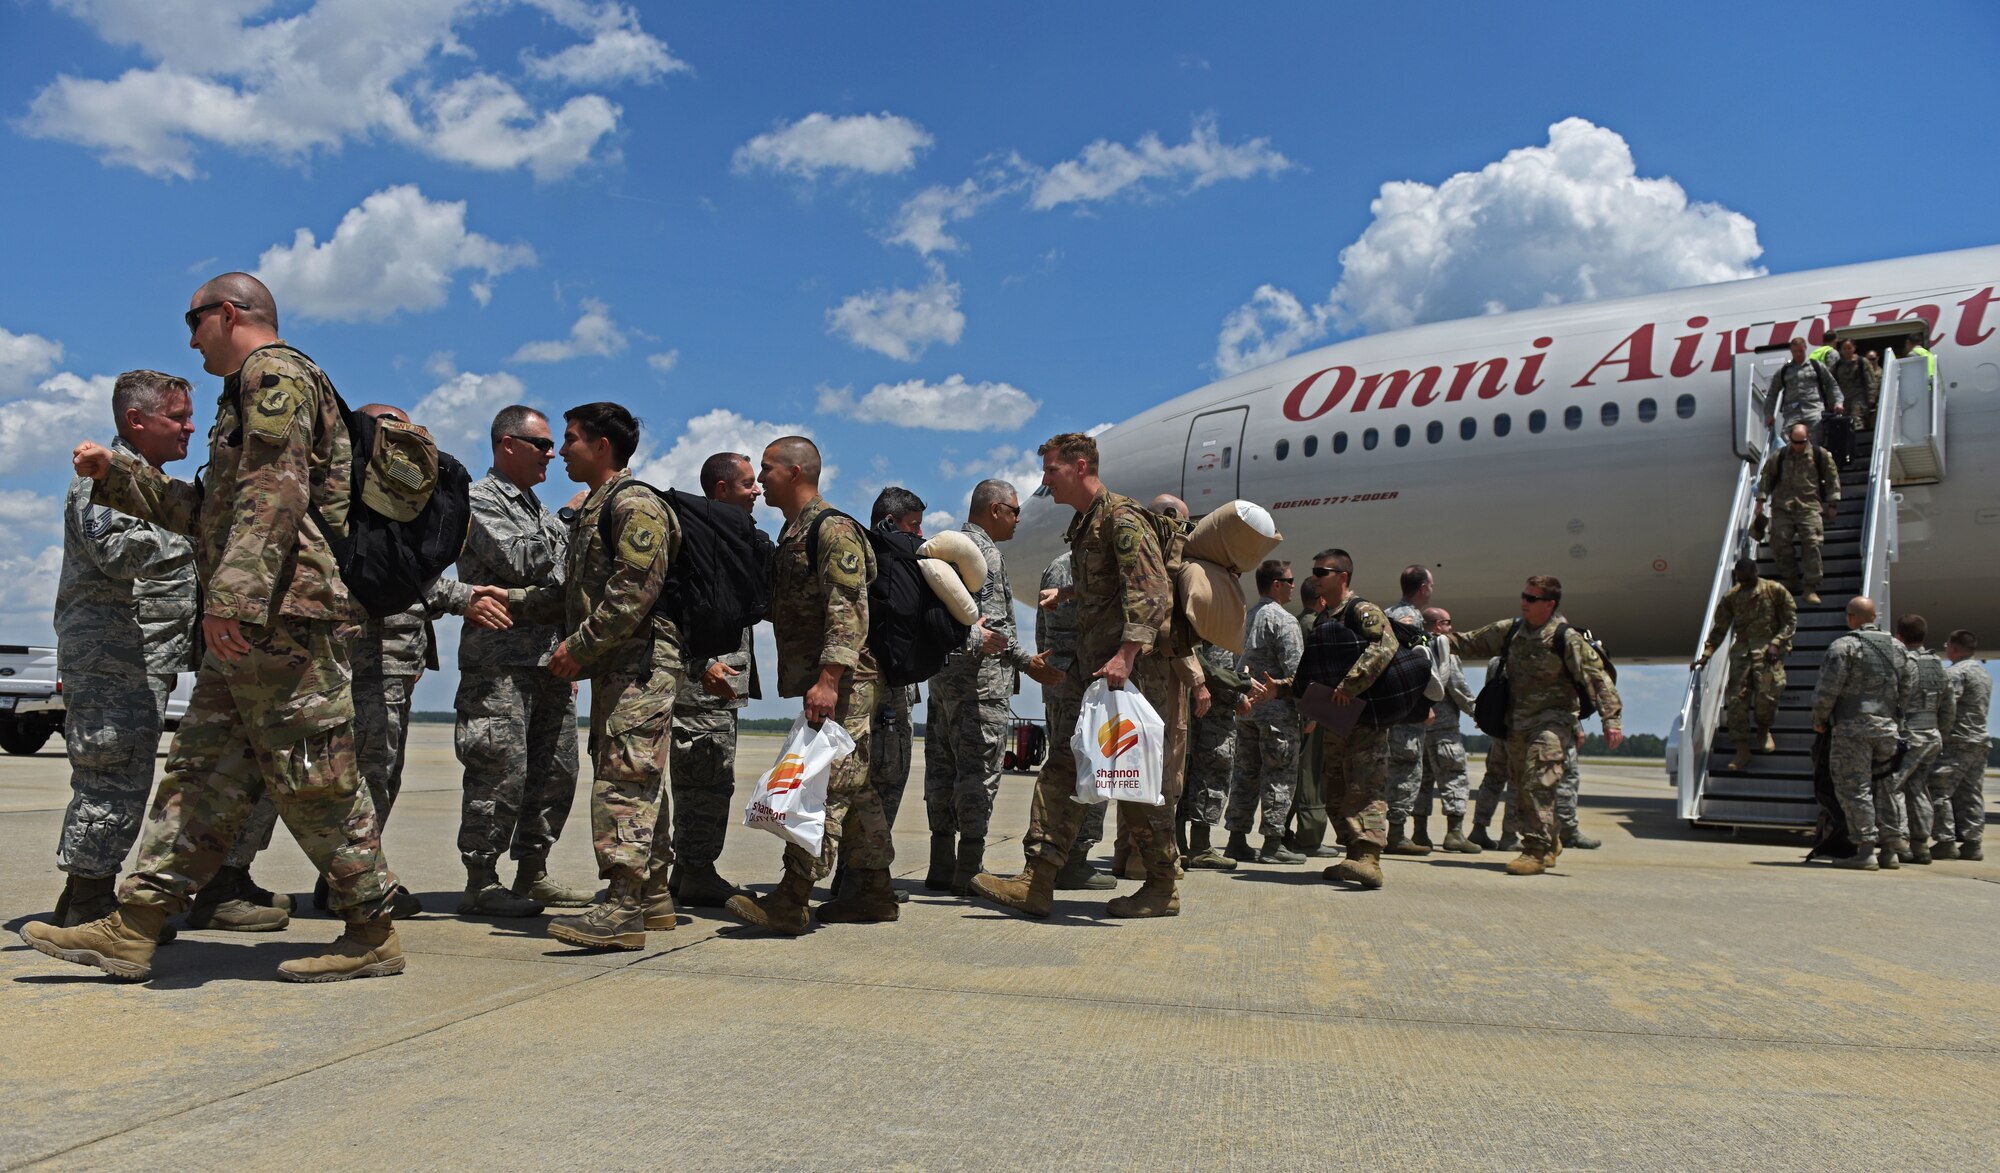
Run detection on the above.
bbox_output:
[20,0,666,180]
[1030,115,1292,210]
[0,371,116,472]
[646,349,679,374]
[733,111,933,179]
[1213,117,1766,371]
[255,185,534,323]
[0,544,64,646]
[826,263,964,361]
[819,375,1038,433]
[0,328,65,397]
[630,408,818,525]
[509,298,628,363]
[411,367,530,458]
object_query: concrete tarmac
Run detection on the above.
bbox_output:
[2,726,1996,1171]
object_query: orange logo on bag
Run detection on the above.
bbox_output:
[1096,718,1139,759]
[766,754,806,796]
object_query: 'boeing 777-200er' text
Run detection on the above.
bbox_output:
[1012,244,2000,663]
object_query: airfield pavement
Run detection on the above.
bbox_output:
[2,726,1996,1171]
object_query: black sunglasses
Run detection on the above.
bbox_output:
[184,300,244,334]
[1522,592,1555,604]
[505,434,556,453]
[1310,566,1338,576]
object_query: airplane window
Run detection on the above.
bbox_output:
[1460,417,1477,441]
[1333,431,1348,454]
[1564,406,1582,430]
[1275,438,1290,461]
[1426,421,1443,444]
[1638,398,1657,423]
[1601,402,1619,426]
[1363,428,1379,451]
[1394,424,1410,447]
[1494,413,1512,437]
[1676,393,1696,419]
[1528,410,1546,434]
[1303,435,1318,457]
[1222,446,1232,468]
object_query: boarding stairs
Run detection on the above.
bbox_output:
[1675,343,1943,828]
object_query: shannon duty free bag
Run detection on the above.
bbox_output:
[742,715,857,855]
[1070,679,1166,806]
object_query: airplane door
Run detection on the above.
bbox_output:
[1731,345,1790,462]
[1182,407,1247,514]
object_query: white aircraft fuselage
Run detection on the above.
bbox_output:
[1012,245,2000,660]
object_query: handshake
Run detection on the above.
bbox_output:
[464,585,514,631]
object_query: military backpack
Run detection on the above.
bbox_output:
[805,512,969,688]
[597,481,772,662]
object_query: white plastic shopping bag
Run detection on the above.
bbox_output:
[1069,678,1167,806]
[743,714,856,854]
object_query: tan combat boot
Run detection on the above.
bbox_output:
[512,854,594,908]
[459,861,544,918]
[1326,841,1384,889]
[1726,746,1752,770]
[1759,728,1777,753]
[277,917,406,982]
[548,877,647,951]
[640,870,677,931]
[1505,851,1548,876]
[1105,874,1180,918]
[816,867,900,924]
[1385,820,1430,856]
[724,859,814,936]
[1441,816,1481,854]
[20,903,168,980]
[970,854,1060,918]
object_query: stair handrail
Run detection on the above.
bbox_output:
[1860,356,1901,612]
[1676,417,1775,820]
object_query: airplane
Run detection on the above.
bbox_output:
[1011,243,2000,663]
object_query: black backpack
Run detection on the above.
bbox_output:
[1295,597,1433,727]
[807,514,970,688]
[230,345,471,618]
[598,482,773,662]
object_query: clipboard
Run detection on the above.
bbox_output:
[1298,682,1363,736]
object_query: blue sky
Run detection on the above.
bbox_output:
[2,0,1995,734]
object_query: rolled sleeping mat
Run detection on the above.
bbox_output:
[1178,559,1248,654]
[917,530,985,593]
[919,558,980,624]
[1185,500,1282,573]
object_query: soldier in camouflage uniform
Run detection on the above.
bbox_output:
[1183,639,1247,870]
[1810,596,1912,870]
[727,436,897,934]
[50,372,199,934]
[1225,560,1305,864]
[973,432,1179,919]
[925,480,1048,895]
[1285,569,1334,857]
[1417,607,1480,853]
[1451,575,1623,877]
[1929,629,1991,860]
[1383,566,1434,854]
[1887,615,1954,865]
[1757,422,1841,604]
[23,274,405,983]
[495,403,682,949]
[1306,554,1398,888]
[664,451,763,906]
[1766,337,1842,444]
[1831,338,1879,431]
[861,487,926,891]
[1037,552,1114,891]
[427,406,584,918]
[1697,557,1796,771]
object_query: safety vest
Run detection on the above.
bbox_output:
[1808,344,1834,364]
[1909,344,1937,382]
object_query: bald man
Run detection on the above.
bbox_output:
[1812,596,1914,870]
[24,272,407,983]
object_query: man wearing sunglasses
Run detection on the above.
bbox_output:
[1756,421,1841,605]
[24,272,407,982]
[1450,577,1623,876]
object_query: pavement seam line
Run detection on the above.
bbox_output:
[627,962,2000,1057]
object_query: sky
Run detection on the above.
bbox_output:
[1,0,1995,737]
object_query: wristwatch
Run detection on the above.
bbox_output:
[558,506,578,524]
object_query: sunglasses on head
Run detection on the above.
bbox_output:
[505,434,556,453]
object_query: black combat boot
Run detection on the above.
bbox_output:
[924,833,955,891]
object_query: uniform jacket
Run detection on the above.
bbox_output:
[1772,357,1840,424]
[1900,645,1955,734]
[1035,551,1078,677]
[1239,595,1304,718]
[1063,489,1168,672]
[95,342,359,624]
[1429,647,1475,734]
[56,436,197,678]
[677,626,759,717]
[771,494,876,698]
[430,470,570,669]
[1703,578,1797,660]
[934,520,1033,698]
[1453,617,1622,734]
[1811,624,1912,737]
[513,469,681,682]
[1758,442,1841,514]
[1943,659,1992,750]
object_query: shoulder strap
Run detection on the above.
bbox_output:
[1496,617,1523,671]
[595,479,646,548]
[802,508,855,575]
